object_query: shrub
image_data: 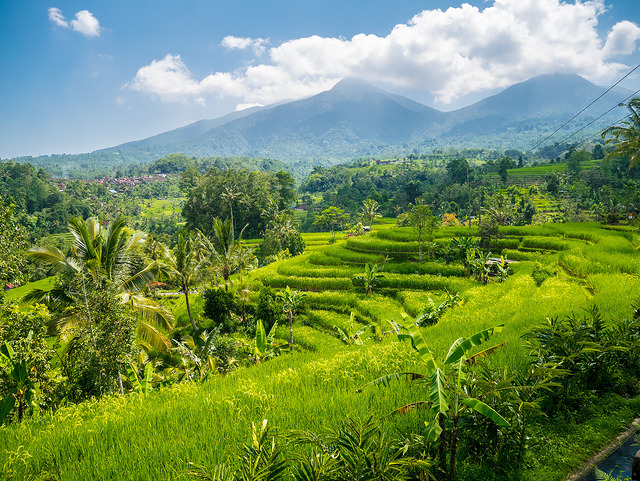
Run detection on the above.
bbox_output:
[531,262,555,286]
[203,288,240,334]
[256,286,282,333]
[523,308,640,410]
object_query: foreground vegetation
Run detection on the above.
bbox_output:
[1,218,639,480]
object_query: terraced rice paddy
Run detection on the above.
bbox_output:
[247,221,639,372]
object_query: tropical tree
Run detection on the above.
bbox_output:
[164,230,204,332]
[26,217,173,351]
[201,217,253,291]
[602,97,640,171]
[220,185,244,230]
[266,210,296,252]
[359,198,382,227]
[407,199,438,261]
[277,286,306,353]
[360,323,509,481]
[0,199,28,287]
[314,206,350,242]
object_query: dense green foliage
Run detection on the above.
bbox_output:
[182,168,296,238]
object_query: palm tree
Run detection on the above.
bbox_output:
[269,212,296,252]
[26,217,173,350]
[602,97,640,171]
[359,198,381,227]
[277,286,306,353]
[164,230,204,333]
[407,199,433,261]
[201,217,252,291]
[220,186,243,230]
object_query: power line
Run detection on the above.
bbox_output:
[554,89,640,146]
[525,64,640,155]
[581,114,631,143]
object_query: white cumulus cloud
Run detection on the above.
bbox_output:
[129,0,640,108]
[221,36,268,56]
[48,7,68,28]
[602,21,640,57]
[48,7,102,37]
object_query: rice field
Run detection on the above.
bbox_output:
[1,220,638,481]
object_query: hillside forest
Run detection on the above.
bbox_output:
[0,99,639,481]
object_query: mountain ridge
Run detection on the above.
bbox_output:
[7,73,632,175]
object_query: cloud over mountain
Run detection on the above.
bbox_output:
[129,0,639,109]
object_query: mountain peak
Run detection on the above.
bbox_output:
[330,77,380,93]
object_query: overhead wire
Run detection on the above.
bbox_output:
[580,114,632,144]
[554,88,640,146]
[525,64,640,155]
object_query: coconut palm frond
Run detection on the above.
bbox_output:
[56,311,86,337]
[27,246,79,276]
[136,319,172,351]
[603,97,640,170]
[121,293,174,332]
[22,287,77,308]
[68,216,100,261]
[119,262,159,293]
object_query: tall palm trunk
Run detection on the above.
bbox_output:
[183,282,198,333]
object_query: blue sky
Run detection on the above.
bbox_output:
[0,0,638,158]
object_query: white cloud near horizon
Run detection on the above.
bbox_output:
[129,0,640,108]
[48,7,102,37]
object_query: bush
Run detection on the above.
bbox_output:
[256,286,282,333]
[531,262,555,286]
[285,230,306,256]
[0,303,58,412]
[202,288,240,334]
[523,308,640,410]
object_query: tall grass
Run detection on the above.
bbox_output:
[520,236,572,251]
[386,261,465,277]
[588,273,640,319]
[1,342,429,481]
[277,256,361,278]
[346,236,419,253]
[308,251,344,266]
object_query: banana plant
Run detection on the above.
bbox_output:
[363,263,384,295]
[360,323,509,481]
[0,342,37,425]
[172,331,219,382]
[334,312,371,346]
[252,319,281,362]
[125,362,154,396]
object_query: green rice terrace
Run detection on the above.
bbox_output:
[1,220,639,481]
